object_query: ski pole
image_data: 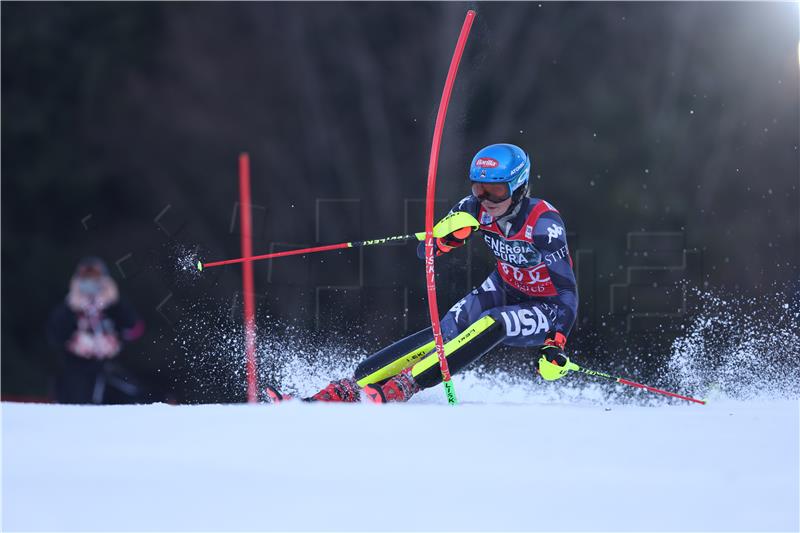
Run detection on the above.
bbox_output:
[199,234,411,271]
[572,364,706,405]
[197,211,479,271]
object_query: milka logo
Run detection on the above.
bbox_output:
[500,308,549,336]
[546,224,564,243]
[475,158,499,168]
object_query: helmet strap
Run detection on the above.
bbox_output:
[511,181,528,204]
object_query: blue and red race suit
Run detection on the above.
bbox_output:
[418,195,578,348]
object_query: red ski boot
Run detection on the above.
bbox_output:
[363,370,420,404]
[307,378,361,403]
[264,384,293,403]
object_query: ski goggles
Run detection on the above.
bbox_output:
[471,182,512,204]
[77,278,103,295]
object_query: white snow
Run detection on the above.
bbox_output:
[2,392,798,532]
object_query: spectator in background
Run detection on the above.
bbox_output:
[46,257,145,404]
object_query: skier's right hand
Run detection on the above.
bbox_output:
[435,227,473,255]
[538,349,576,381]
[537,332,578,381]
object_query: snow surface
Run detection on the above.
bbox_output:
[3,393,798,532]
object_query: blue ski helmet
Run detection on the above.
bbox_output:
[469,143,531,200]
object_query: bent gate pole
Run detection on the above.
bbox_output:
[424,10,476,406]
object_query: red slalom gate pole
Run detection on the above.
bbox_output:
[424,10,476,406]
[239,153,257,403]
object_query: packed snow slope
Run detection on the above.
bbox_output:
[3,395,798,532]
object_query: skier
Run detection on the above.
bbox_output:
[267,143,578,403]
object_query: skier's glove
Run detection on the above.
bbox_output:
[435,227,473,255]
[538,332,578,381]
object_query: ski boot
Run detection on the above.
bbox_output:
[363,370,420,404]
[307,378,361,403]
[264,384,294,403]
